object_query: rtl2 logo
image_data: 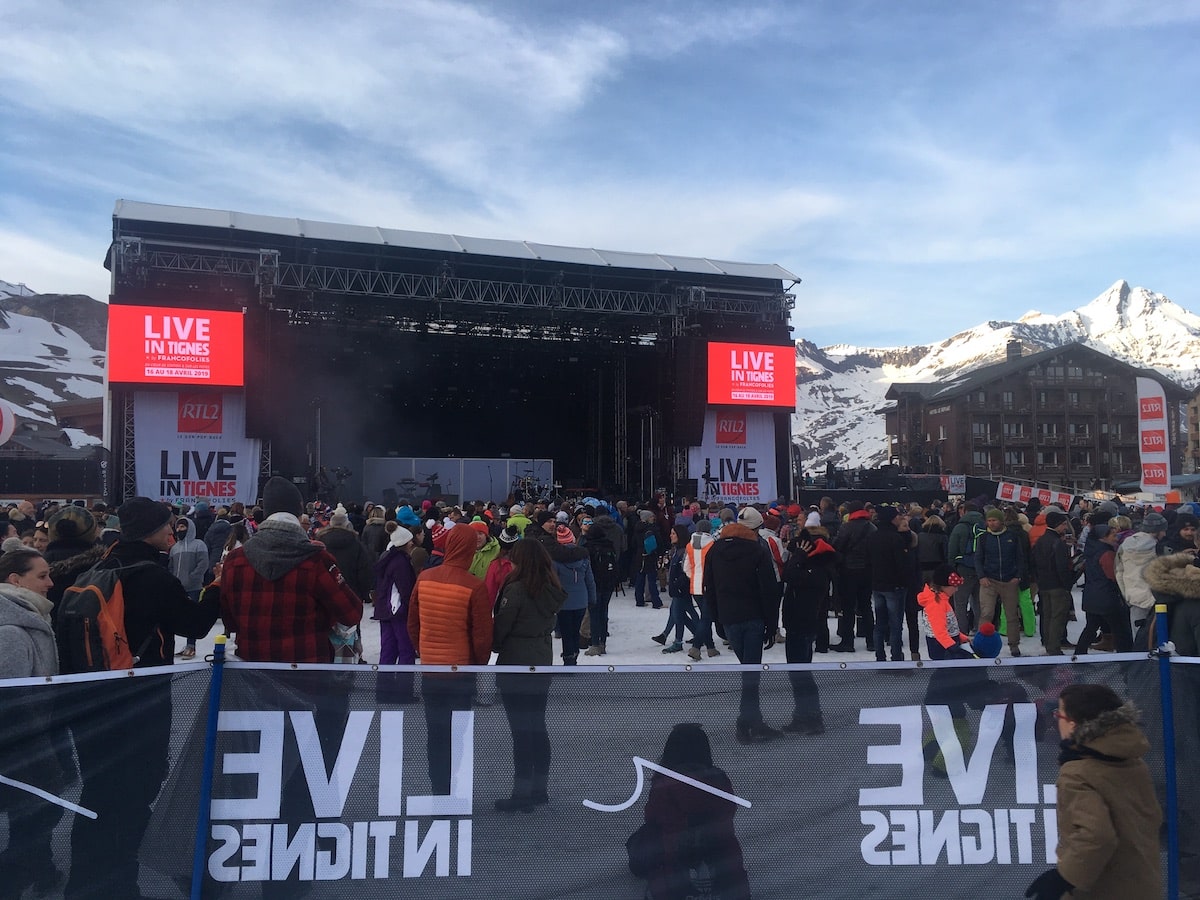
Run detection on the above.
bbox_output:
[1143,463,1168,484]
[1141,430,1167,453]
[716,412,747,445]
[1140,397,1164,420]
[178,394,223,433]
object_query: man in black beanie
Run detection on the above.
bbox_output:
[65,497,221,900]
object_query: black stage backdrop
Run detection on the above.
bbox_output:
[0,658,1186,899]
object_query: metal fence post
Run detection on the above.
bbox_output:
[1156,603,1179,900]
[191,635,227,900]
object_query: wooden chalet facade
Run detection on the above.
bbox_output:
[884,342,1188,492]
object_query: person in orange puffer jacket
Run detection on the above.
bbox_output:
[408,525,493,794]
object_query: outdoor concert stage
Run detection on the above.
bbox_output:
[104,201,799,505]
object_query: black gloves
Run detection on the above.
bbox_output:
[1025,868,1073,899]
[947,643,978,660]
[763,628,776,650]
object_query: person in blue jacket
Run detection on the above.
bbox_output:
[552,525,595,665]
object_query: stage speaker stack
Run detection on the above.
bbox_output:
[671,337,707,447]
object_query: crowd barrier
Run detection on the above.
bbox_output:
[1,631,1195,899]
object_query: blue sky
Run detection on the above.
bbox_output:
[1,0,1198,346]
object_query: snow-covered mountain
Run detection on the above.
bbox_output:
[0,291,106,448]
[2,278,1196,468]
[794,280,1200,470]
[0,279,36,300]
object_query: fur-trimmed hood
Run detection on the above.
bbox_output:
[48,542,106,585]
[1068,702,1150,762]
[1143,551,1200,601]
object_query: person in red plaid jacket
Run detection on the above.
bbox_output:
[220,477,362,663]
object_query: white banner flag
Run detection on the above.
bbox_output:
[688,408,777,504]
[1136,377,1171,495]
[134,391,261,506]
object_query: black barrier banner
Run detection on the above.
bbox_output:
[0,658,1179,899]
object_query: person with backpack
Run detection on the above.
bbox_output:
[60,497,221,900]
[947,501,986,634]
[582,516,620,656]
[550,525,595,665]
[633,508,665,609]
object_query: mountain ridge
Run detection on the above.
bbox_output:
[794,280,1200,470]
[0,279,1195,469]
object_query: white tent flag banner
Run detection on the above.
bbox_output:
[688,408,777,504]
[134,391,261,505]
[1136,377,1171,495]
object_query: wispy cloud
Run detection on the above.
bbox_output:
[0,1,1198,346]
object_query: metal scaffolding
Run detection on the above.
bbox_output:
[120,391,137,501]
[109,238,794,327]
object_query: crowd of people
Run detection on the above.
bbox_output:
[0,486,1191,898]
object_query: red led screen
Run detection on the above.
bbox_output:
[107,305,244,387]
[706,342,795,409]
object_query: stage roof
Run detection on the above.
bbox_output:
[112,200,799,283]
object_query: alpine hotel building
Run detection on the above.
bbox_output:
[884,341,1188,492]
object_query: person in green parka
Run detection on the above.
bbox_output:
[468,519,501,579]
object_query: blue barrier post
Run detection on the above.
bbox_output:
[191,635,227,900]
[1156,603,1179,900]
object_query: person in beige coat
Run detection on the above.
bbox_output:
[1025,683,1162,900]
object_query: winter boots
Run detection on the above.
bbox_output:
[782,716,826,735]
[495,776,534,813]
[735,721,783,744]
[584,643,606,656]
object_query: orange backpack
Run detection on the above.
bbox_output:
[56,561,159,673]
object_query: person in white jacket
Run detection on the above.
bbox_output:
[684,519,720,660]
[1116,512,1168,650]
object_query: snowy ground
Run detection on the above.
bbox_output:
[176,583,1093,666]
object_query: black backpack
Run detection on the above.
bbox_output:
[668,551,691,597]
[957,523,985,569]
[588,536,620,590]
